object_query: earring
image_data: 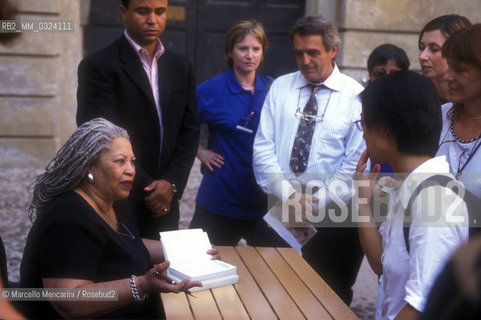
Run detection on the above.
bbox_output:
[87,172,94,184]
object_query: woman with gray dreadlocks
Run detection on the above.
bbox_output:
[19,118,218,319]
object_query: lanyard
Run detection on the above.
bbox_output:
[456,139,481,179]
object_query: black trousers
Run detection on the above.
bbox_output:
[302,227,363,305]
[252,199,364,305]
[189,204,261,246]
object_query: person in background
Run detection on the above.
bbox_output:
[367,43,410,83]
[77,0,200,239]
[366,43,410,175]
[20,118,217,319]
[419,14,471,102]
[354,71,468,320]
[420,234,481,320]
[190,20,272,245]
[253,15,365,304]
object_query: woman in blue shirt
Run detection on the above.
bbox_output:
[190,20,272,245]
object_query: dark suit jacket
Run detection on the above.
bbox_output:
[76,35,199,233]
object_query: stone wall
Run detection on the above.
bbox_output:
[0,0,82,167]
[0,0,480,167]
[306,0,481,84]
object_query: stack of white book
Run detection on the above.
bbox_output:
[159,228,239,292]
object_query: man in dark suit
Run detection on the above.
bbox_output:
[76,0,199,239]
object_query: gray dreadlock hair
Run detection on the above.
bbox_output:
[28,118,129,219]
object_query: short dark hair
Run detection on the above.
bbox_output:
[121,0,130,8]
[288,15,340,52]
[367,43,410,74]
[418,14,471,50]
[361,71,441,157]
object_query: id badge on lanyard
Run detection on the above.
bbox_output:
[236,111,255,134]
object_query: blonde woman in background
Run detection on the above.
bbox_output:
[190,20,273,246]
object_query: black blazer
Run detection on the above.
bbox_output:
[76,35,199,200]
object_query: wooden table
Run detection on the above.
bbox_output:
[161,246,358,319]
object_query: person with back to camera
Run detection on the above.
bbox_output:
[354,71,469,320]
[77,0,200,239]
[19,118,218,319]
[189,20,273,245]
[365,42,410,320]
[419,14,471,102]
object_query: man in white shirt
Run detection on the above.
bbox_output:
[253,15,365,304]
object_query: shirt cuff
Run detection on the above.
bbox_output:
[271,179,297,203]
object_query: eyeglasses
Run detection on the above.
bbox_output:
[353,119,366,131]
[295,108,324,123]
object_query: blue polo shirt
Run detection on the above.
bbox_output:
[196,69,273,219]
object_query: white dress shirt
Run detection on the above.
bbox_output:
[379,156,468,319]
[253,65,365,211]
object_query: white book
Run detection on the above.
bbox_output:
[159,229,238,290]
[168,272,240,293]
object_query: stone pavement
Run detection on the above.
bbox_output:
[0,147,377,319]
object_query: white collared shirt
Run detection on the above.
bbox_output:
[124,30,165,114]
[379,156,468,319]
[253,65,365,208]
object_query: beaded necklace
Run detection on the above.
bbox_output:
[450,111,481,144]
[447,111,481,178]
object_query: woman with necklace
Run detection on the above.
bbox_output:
[190,20,273,246]
[20,118,218,319]
[436,24,481,199]
[418,25,481,320]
